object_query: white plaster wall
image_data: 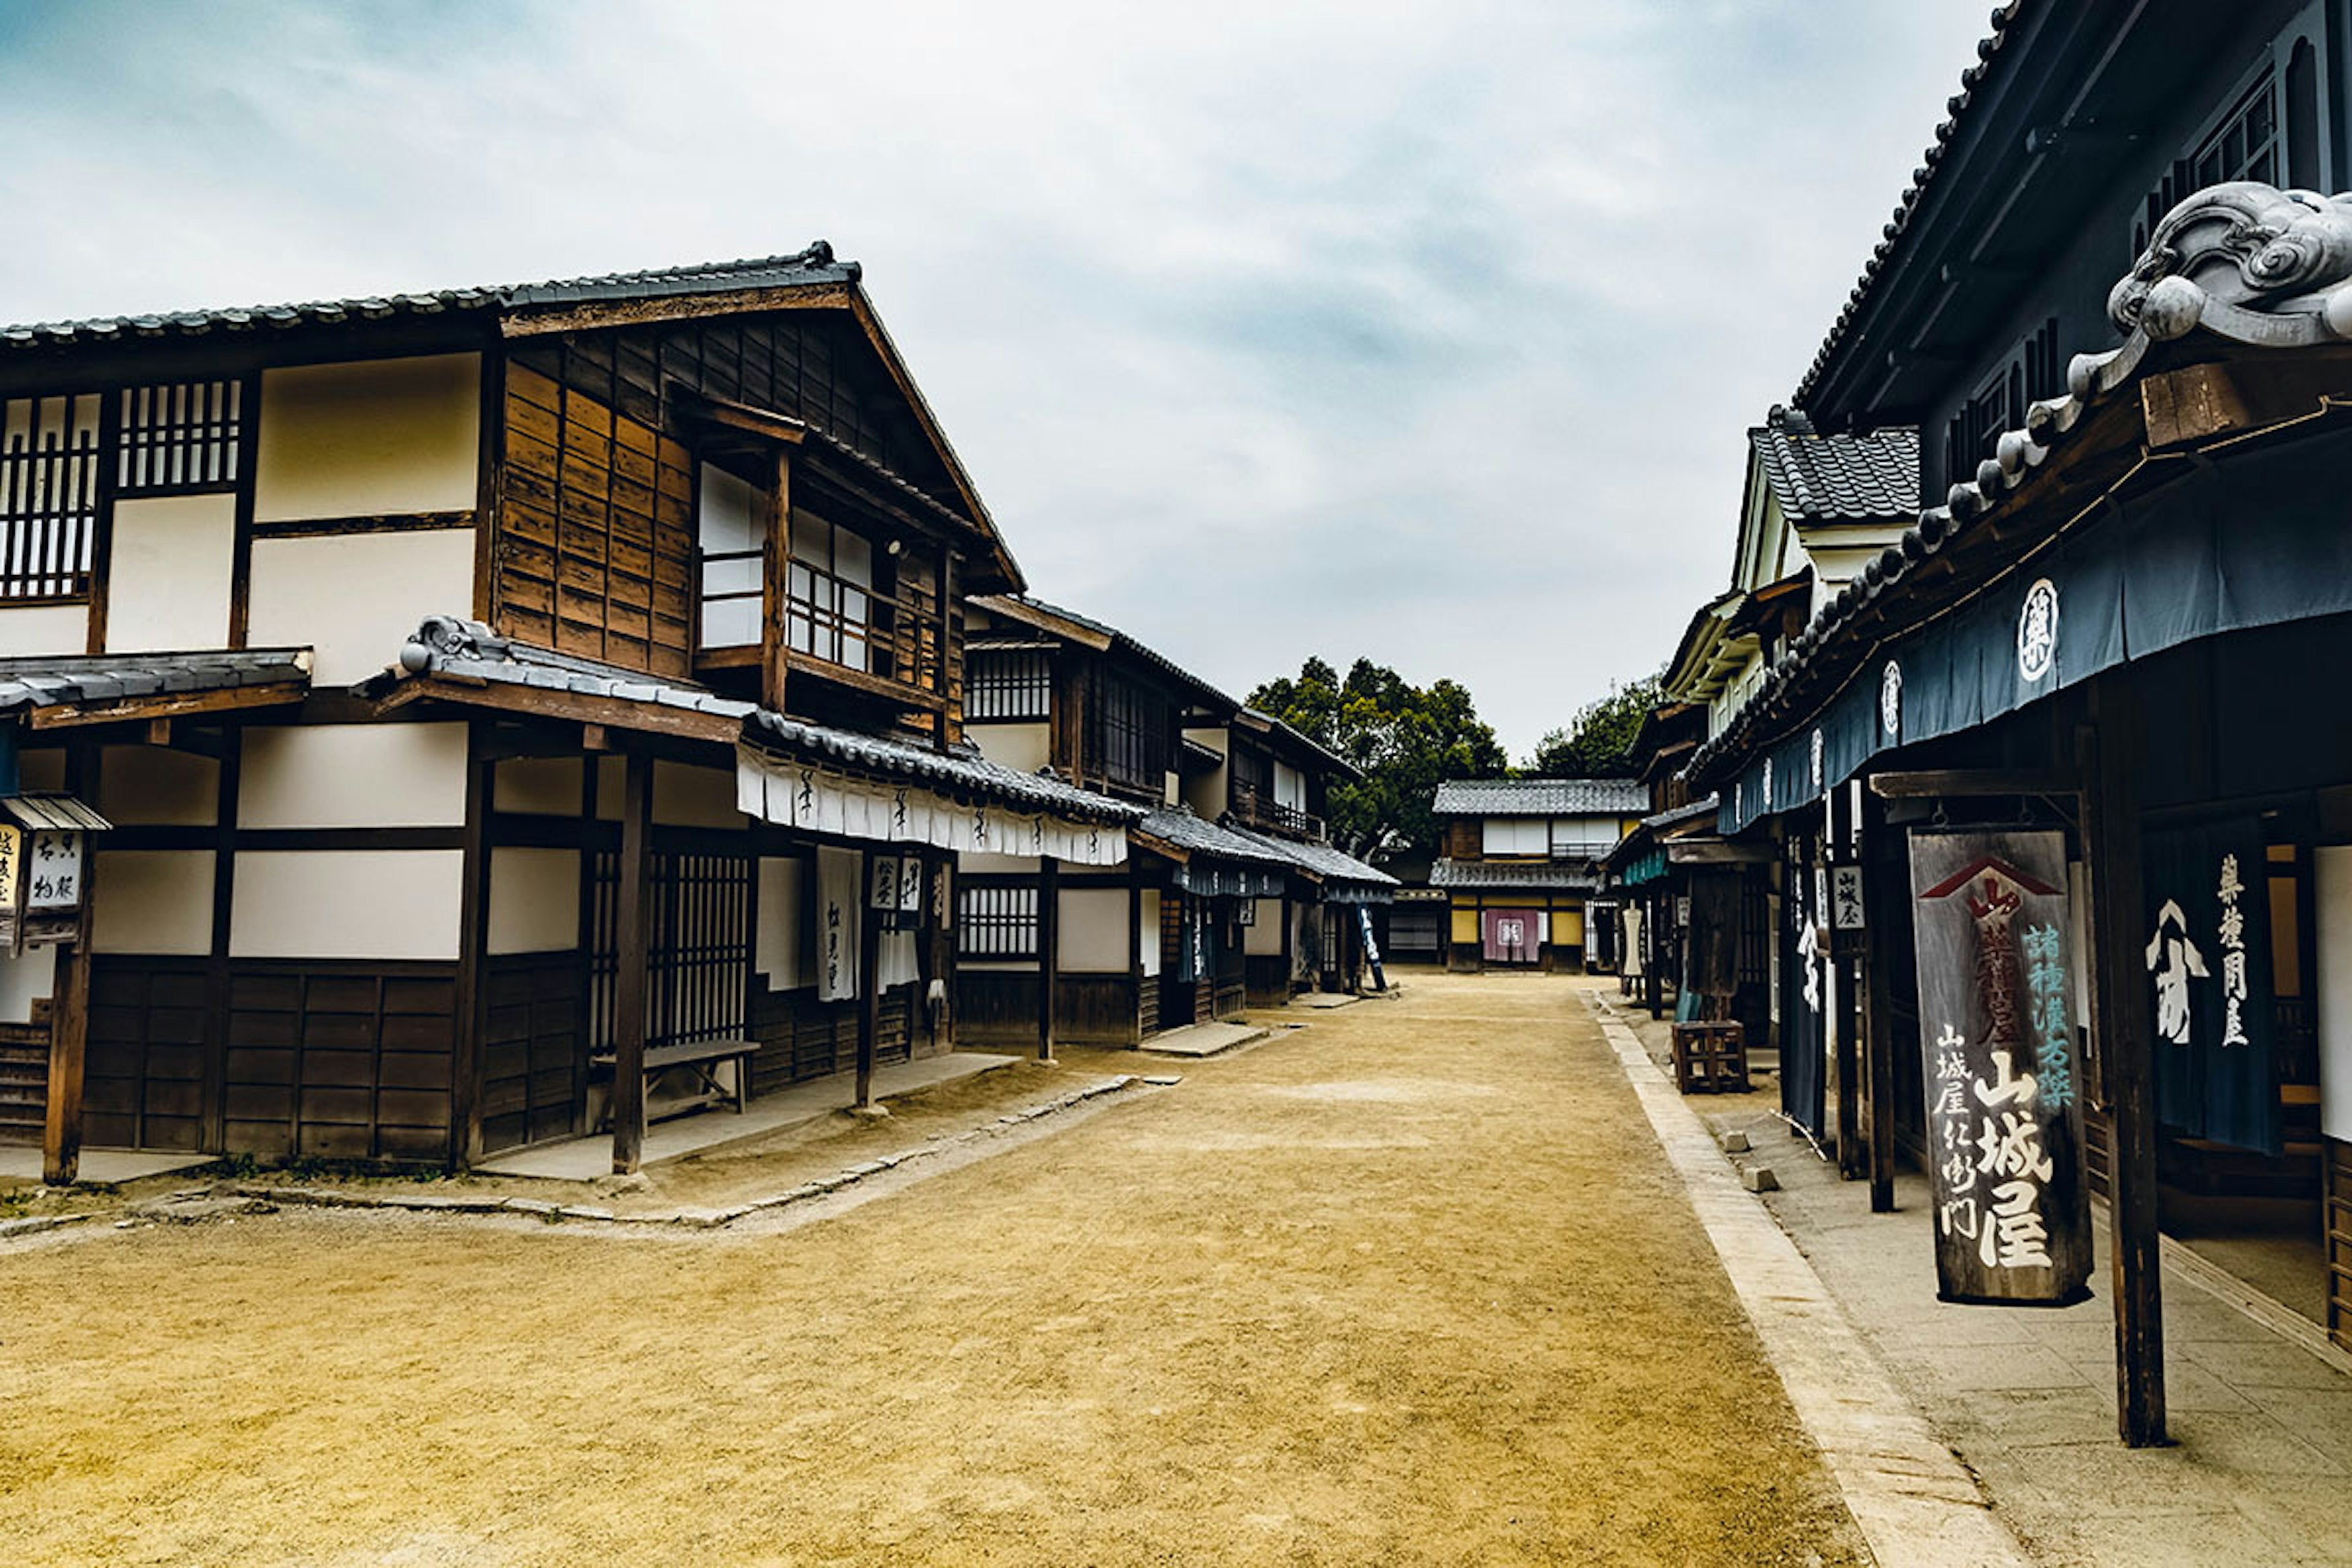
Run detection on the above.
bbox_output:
[0,944,56,1023]
[246,528,476,684]
[1245,897,1284,957]
[1057,886,1129,973]
[92,850,215,955]
[969,721,1049,775]
[239,722,468,828]
[756,856,806,990]
[1140,889,1162,976]
[488,846,580,956]
[254,353,480,522]
[654,760,742,828]
[960,851,1042,874]
[100,745,218,826]
[230,850,464,960]
[494,756,583,816]
[0,603,88,657]
[105,494,235,653]
[2316,846,2352,1141]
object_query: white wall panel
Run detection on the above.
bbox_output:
[254,353,480,522]
[239,722,468,828]
[1245,898,1284,957]
[92,851,216,955]
[105,494,235,652]
[230,850,464,960]
[756,856,807,990]
[0,604,88,657]
[488,846,580,956]
[1057,886,1129,973]
[0,944,56,1023]
[971,722,1050,774]
[246,528,476,684]
[1140,889,1162,976]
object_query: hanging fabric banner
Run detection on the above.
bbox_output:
[2143,816,2280,1155]
[737,747,1128,865]
[1780,837,1828,1138]
[1907,827,2094,1305]
[815,845,864,1002]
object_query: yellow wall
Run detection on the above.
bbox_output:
[106,494,236,653]
[1552,908,1585,946]
[1450,907,1480,944]
[254,353,480,522]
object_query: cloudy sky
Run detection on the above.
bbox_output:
[0,0,1991,756]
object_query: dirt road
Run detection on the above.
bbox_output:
[0,971,1863,1566]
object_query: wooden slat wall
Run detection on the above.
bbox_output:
[0,1020,50,1147]
[481,953,582,1154]
[1137,974,1159,1038]
[1055,976,1139,1045]
[948,971,1042,1049]
[746,983,915,1098]
[85,960,206,1152]
[222,964,456,1163]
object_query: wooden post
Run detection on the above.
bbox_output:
[854,887,881,1109]
[609,750,652,1175]
[2079,687,2166,1447]
[448,728,494,1169]
[761,450,793,712]
[42,744,100,1187]
[1860,787,1898,1213]
[1037,857,1059,1060]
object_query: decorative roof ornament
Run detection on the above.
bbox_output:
[2108,181,2352,347]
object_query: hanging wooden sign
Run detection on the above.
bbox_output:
[1907,827,2093,1305]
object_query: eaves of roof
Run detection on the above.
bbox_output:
[974,594,1242,717]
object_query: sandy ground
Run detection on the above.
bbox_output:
[0,971,1864,1567]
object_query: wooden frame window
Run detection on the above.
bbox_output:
[786,507,876,672]
[0,393,102,603]
[116,380,244,496]
[968,650,1052,721]
[591,848,751,1052]
[957,883,1038,959]
[1090,672,1170,792]
[696,461,763,650]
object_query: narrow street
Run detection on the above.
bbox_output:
[0,974,1863,1567]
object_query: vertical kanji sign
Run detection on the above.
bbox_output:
[1907,827,2094,1304]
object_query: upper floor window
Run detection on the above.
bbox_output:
[1,394,102,603]
[1090,673,1170,792]
[2133,76,2286,260]
[696,461,763,649]
[1483,818,1548,857]
[786,508,875,672]
[117,380,243,496]
[968,649,1051,720]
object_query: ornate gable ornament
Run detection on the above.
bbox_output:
[2108,181,2352,348]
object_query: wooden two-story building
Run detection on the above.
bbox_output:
[952,595,1392,1048]
[1429,778,1646,972]
[0,244,1139,1182]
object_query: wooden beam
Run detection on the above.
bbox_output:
[373,676,740,745]
[1869,769,2080,800]
[1037,858,1060,1061]
[28,680,309,730]
[499,281,858,337]
[2078,688,2166,1447]
[42,744,99,1186]
[764,450,791,712]
[609,751,653,1175]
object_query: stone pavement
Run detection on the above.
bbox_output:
[1599,989,2352,1567]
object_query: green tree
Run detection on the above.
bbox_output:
[1525,674,1665,778]
[1248,657,1507,862]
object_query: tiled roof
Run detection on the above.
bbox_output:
[1642,796,1721,832]
[1136,807,1300,869]
[1431,778,1648,816]
[984,595,1240,715]
[1430,859,1599,892]
[1221,823,1398,890]
[1792,2,2032,404]
[366,616,1140,826]
[0,648,311,715]
[1752,414,1919,521]
[1,241,859,353]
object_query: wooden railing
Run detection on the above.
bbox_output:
[1231,782,1323,842]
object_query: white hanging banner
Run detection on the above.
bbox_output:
[816,845,863,1001]
[736,746,1128,865]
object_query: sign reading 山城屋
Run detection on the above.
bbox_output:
[1907,828,2094,1305]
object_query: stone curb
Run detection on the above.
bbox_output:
[0,1212,94,1240]
[224,1074,1147,1233]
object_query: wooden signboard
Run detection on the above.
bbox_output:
[1907,828,2093,1304]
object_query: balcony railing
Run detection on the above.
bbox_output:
[1231,782,1323,842]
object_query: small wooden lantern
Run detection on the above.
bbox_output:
[0,794,111,956]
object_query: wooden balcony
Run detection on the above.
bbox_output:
[1231,782,1323,842]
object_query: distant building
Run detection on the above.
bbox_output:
[1428,779,1646,972]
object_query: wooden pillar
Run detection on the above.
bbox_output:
[1036,857,1059,1060]
[761,450,793,712]
[42,744,100,1187]
[2079,687,2166,1447]
[609,750,652,1175]
[448,728,494,1169]
[1860,787,1899,1213]
[854,884,881,1108]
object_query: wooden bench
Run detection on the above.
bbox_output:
[591,1038,758,1124]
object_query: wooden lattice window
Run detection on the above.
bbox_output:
[968,650,1051,720]
[590,848,752,1051]
[957,883,1038,959]
[786,508,877,672]
[1090,673,1169,792]
[0,394,102,603]
[116,380,244,496]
